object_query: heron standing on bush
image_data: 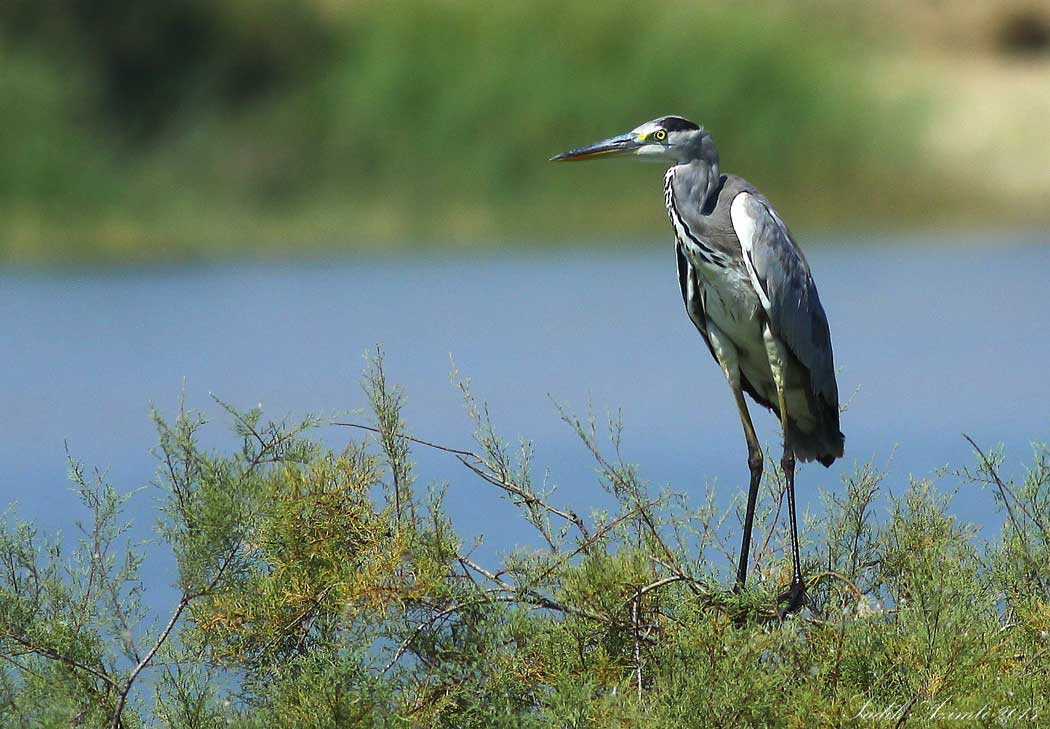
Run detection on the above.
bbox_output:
[552,116,843,613]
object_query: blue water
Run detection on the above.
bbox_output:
[3,235,1049,617]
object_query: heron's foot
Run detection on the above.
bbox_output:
[776,578,807,618]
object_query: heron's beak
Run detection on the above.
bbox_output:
[550,132,642,162]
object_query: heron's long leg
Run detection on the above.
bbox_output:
[705,324,764,589]
[779,416,804,594]
[763,325,806,612]
[732,385,763,588]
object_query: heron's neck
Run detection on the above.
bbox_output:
[672,159,721,213]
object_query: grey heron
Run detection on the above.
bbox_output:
[552,116,843,613]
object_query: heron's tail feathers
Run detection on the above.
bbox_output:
[786,398,844,468]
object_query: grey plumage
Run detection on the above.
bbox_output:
[730,190,842,464]
[668,165,843,465]
[553,115,844,607]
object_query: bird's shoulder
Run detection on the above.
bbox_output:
[671,172,767,220]
[720,176,779,219]
[719,173,759,198]
[727,184,813,272]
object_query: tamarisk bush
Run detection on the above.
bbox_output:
[2,355,1048,727]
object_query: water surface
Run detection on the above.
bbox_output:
[3,236,1049,611]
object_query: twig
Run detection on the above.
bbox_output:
[110,542,240,728]
[0,652,42,680]
[6,635,117,690]
[963,434,1049,594]
[629,575,691,604]
[261,584,336,655]
[458,556,609,624]
[964,435,1025,539]
[631,594,642,700]
[649,557,704,597]
[108,578,142,664]
[334,422,476,458]
[111,594,190,728]
[807,570,864,602]
[384,601,467,673]
[456,456,590,542]
[382,594,516,673]
[753,459,786,570]
[894,692,920,729]
[335,420,591,542]
[532,498,666,586]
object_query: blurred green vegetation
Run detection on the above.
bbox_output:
[0,1,942,264]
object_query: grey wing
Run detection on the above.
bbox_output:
[675,240,716,360]
[730,192,840,409]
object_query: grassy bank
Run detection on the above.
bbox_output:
[1,357,1048,726]
[0,1,937,265]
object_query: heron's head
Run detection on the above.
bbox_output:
[550,115,713,165]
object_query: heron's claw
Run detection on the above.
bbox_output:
[777,578,807,618]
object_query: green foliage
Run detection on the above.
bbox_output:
[0,46,120,205]
[0,0,333,137]
[0,1,925,264]
[2,358,1049,727]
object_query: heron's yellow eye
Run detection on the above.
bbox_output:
[654,129,667,141]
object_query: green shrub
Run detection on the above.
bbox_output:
[2,357,1047,727]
